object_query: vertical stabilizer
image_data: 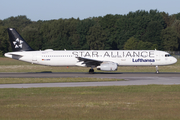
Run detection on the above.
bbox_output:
[7,28,33,51]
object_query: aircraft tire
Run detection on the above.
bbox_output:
[89,69,94,74]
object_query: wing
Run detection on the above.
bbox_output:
[76,57,103,67]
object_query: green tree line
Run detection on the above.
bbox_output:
[0,10,180,56]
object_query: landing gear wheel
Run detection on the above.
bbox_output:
[89,69,94,74]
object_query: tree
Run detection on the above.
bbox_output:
[0,20,2,25]
[124,37,139,50]
[77,18,95,50]
[161,27,179,51]
[175,13,180,20]
[86,25,107,50]
[2,15,32,30]
[0,10,177,52]
[161,12,176,27]
[124,37,158,50]
[138,41,157,50]
[172,20,180,50]
[141,21,163,49]
[0,26,9,54]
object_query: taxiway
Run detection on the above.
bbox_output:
[0,72,180,88]
[0,72,180,78]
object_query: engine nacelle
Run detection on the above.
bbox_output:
[97,62,118,71]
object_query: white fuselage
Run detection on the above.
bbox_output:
[4,50,177,67]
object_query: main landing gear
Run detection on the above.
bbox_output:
[89,69,94,74]
[89,66,95,74]
[156,65,159,74]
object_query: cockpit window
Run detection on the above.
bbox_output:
[165,54,171,57]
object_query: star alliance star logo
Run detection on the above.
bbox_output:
[13,38,23,48]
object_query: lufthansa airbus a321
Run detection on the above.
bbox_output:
[4,28,177,74]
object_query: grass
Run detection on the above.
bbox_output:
[0,85,180,120]
[1,57,180,119]
[0,57,180,72]
[0,78,123,84]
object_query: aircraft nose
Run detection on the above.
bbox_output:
[172,57,177,64]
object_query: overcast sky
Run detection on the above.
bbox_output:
[1,0,180,21]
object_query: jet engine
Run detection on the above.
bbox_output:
[97,62,118,71]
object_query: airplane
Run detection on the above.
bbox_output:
[4,28,177,74]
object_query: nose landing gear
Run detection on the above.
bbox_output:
[156,65,159,74]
